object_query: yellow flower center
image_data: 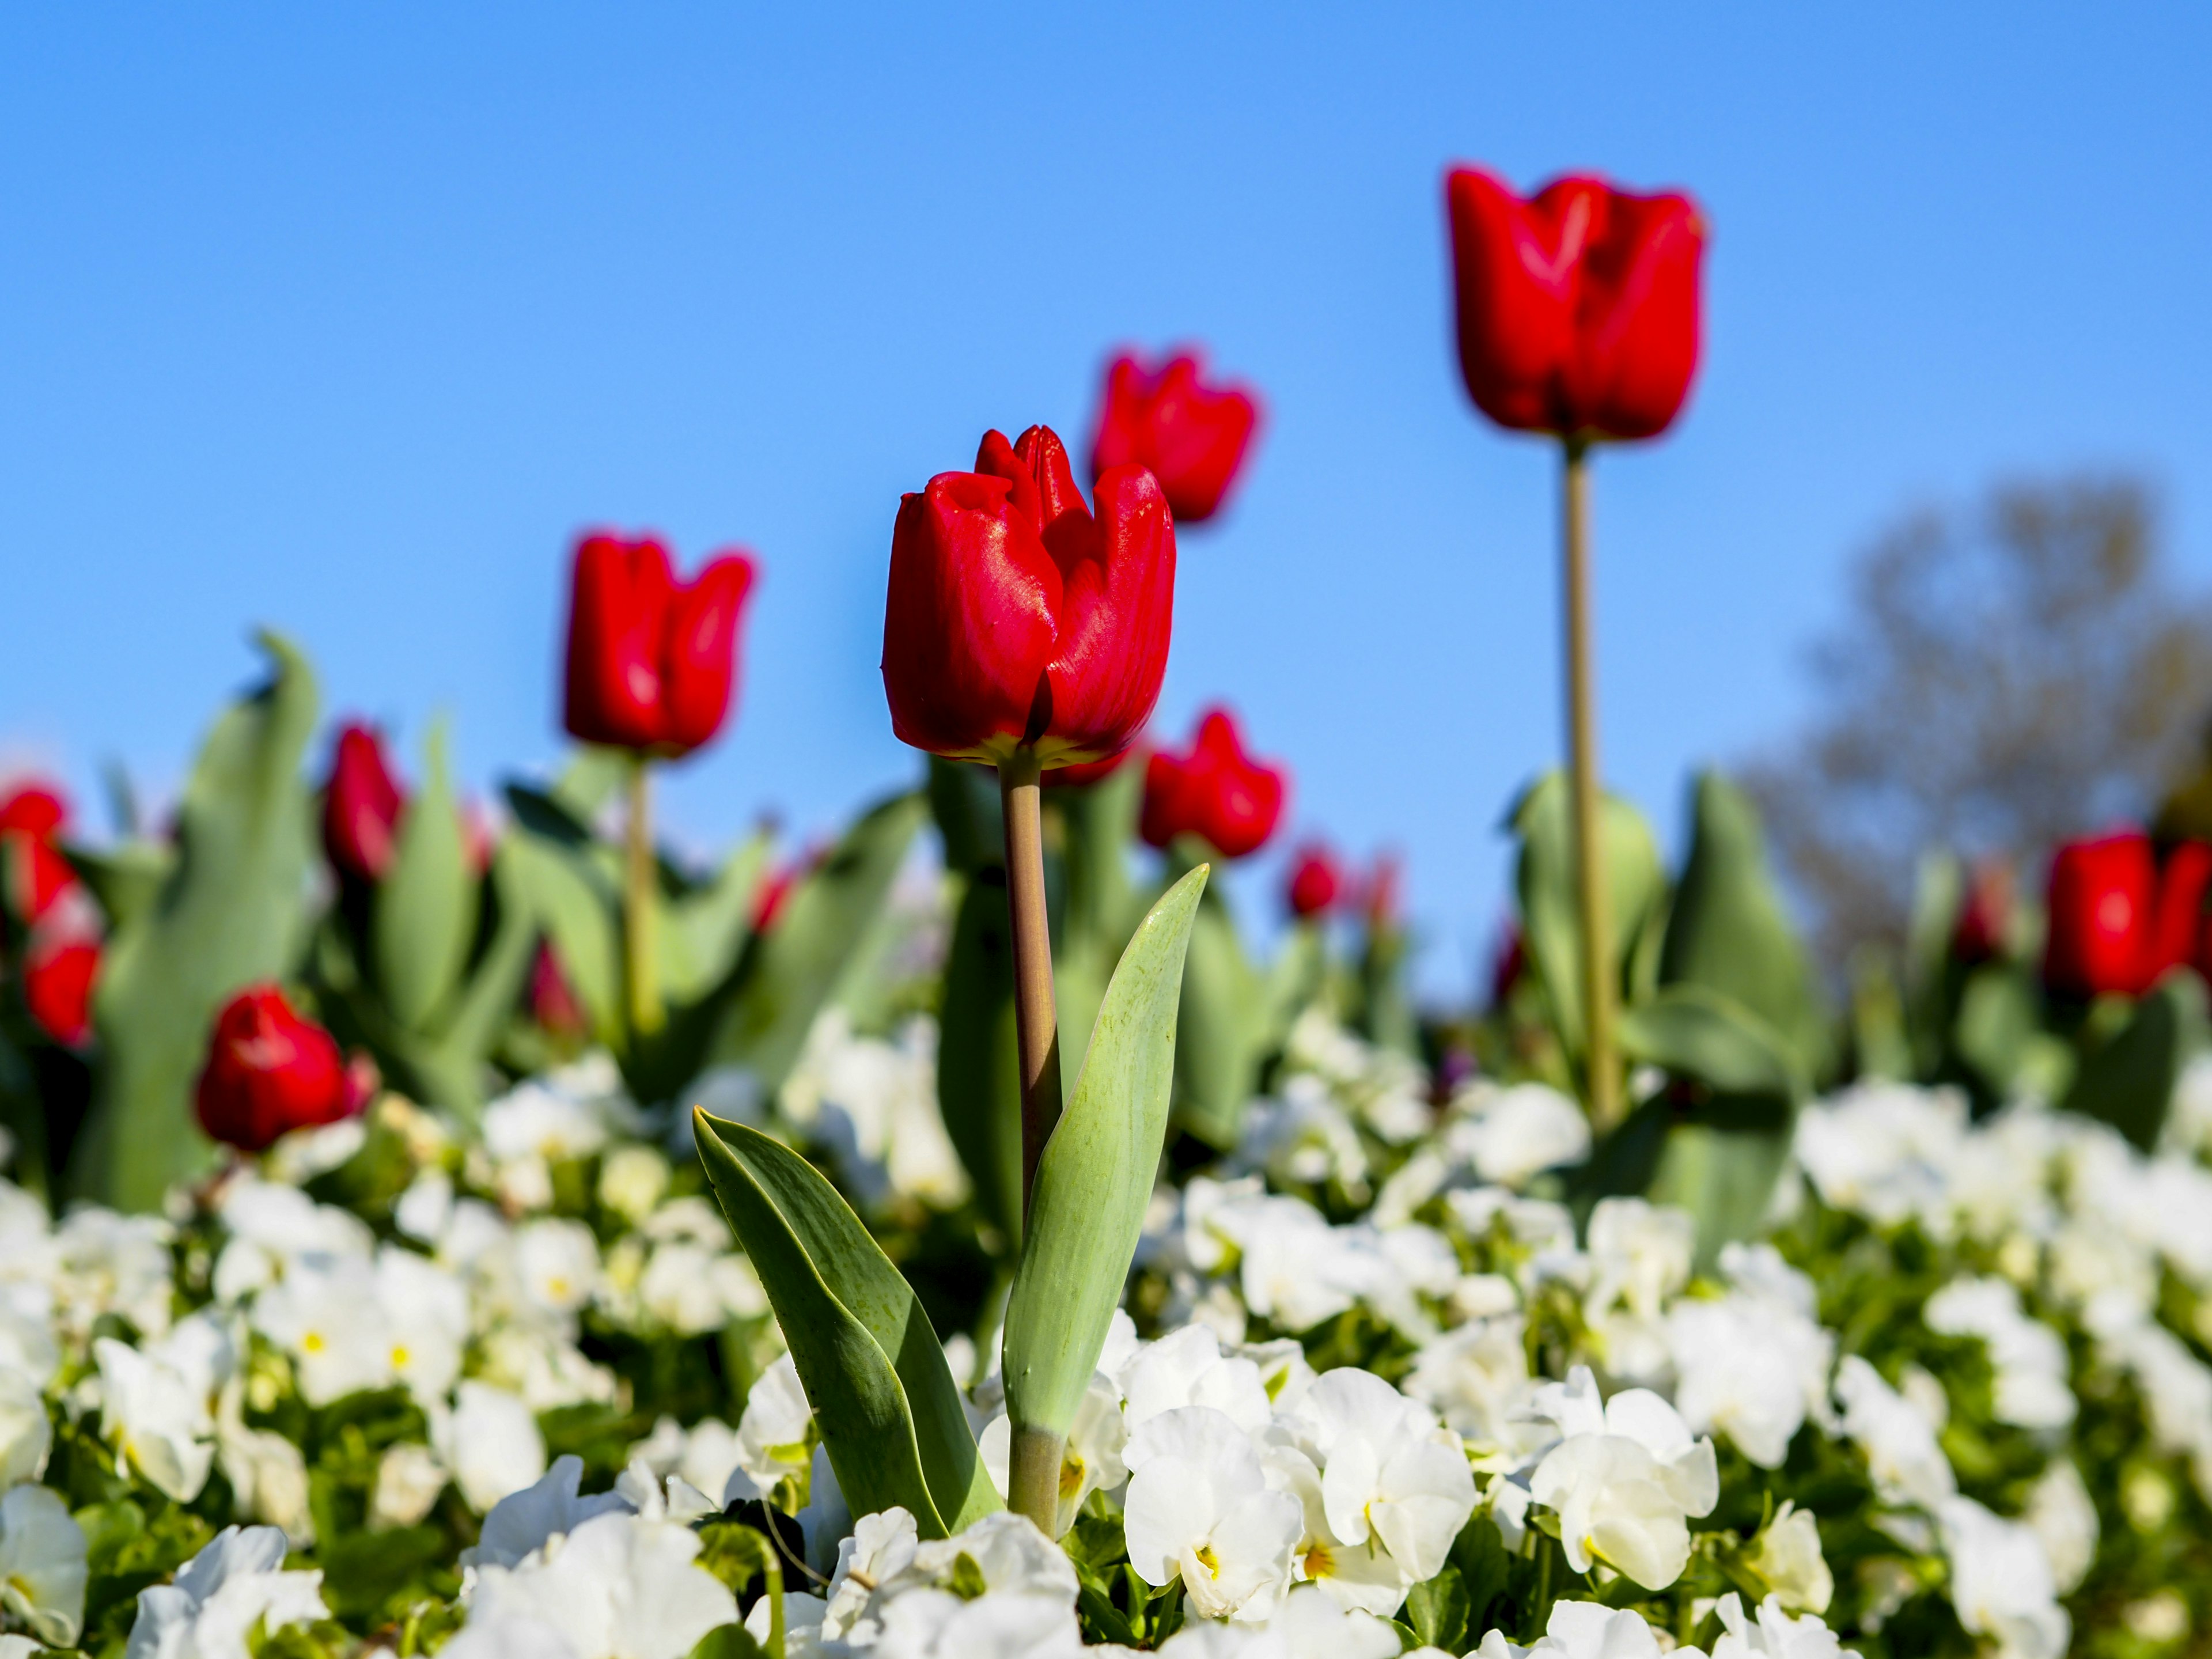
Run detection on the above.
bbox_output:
[1303,1543,1334,1579]
[302,1331,326,1354]
[391,1344,412,1369]
[1058,1454,1086,1503]
[1194,1543,1221,1578]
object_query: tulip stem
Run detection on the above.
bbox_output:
[1007,1422,1066,1536]
[1562,437,1620,1134]
[625,756,664,1040]
[998,751,1062,1235]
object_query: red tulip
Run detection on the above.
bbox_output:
[1139,707,1285,859]
[751,859,801,935]
[194,985,362,1153]
[1285,843,1342,919]
[882,425,1175,768]
[1445,166,1706,441]
[1363,853,1404,931]
[0,783,78,923]
[563,533,757,756]
[322,724,406,882]
[1951,859,2014,965]
[1088,351,1260,525]
[2152,841,2212,986]
[2040,832,2212,998]
[529,942,589,1042]
[24,938,98,1047]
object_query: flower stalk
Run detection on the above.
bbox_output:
[1562,437,1620,1133]
[626,755,663,1038]
[998,749,1062,1234]
[1006,1422,1067,1537]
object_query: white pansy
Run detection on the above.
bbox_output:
[513,1219,601,1317]
[1667,1252,1834,1469]
[1237,1078,1372,1197]
[1747,1502,1832,1615]
[725,1354,814,1499]
[1525,1367,1717,1589]
[1405,1314,1540,1463]
[440,1609,580,1659]
[393,1169,456,1244]
[482,1080,611,1166]
[816,1506,1080,1655]
[436,1382,547,1514]
[1121,1325,1272,1434]
[1922,1277,2074,1430]
[1832,1355,1955,1510]
[371,1442,450,1530]
[1286,1367,1474,1586]
[215,1414,315,1547]
[1709,1592,1847,1659]
[96,1332,219,1502]
[125,1525,326,1659]
[0,1483,87,1647]
[1446,1081,1592,1187]
[463,1455,630,1573]
[1936,1495,2069,1659]
[50,1208,176,1340]
[376,1245,468,1403]
[1154,1582,1402,1657]
[979,1371,1128,1537]
[1476,1598,1675,1659]
[1123,1406,1303,1623]
[596,1145,671,1223]
[2022,1460,2097,1596]
[251,1259,393,1404]
[467,1508,736,1659]
[1792,1082,1967,1233]
[0,1370,51,1488]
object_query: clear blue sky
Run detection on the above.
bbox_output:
[4,4,2208,997]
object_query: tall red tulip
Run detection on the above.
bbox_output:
[1088,351,1260,524]
[24,938,98,1047]
[563,534,757,756]
[1285,843,1342,919]
[1140,707,1285,859]
[882,425,1174,769]
[194,985,362,1153]
[2041,832,2212,998]
[323,723,406,882]
[0,783,78,923]
[1445,167,1706,441]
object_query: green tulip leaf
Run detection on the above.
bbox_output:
[1645,1115,1796,1273]
[1510,771,1666,1060]
[1003,865,1206,1441]
[661,830,772,1007]
[373,717,477,1034]
[1169,883,1263,1150]
[504,787,623,1047]
[74,631,318,1210]
[2062,969,2206,1152]
[936,869,1025,1243]
[694,1112,998,1536]
[65,842,175,940]
[1617,984,1805,1103]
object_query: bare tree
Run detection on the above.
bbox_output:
[1745,476,2212,972]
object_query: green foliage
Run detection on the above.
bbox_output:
[2063,971,2206,1151]
[1003,867,1205,1440]
[1169,853,1263,1149]
[76,631,319,1210]
[373,717,476,1033]
[935,869,1024,1243]
[695,1112,998,1536]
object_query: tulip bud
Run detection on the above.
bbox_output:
[563,533,757,756]
[0,783,78,923]
[24,937,98,1047]
[882,425,1174,769]
[528,943,589,1043]
[1951,859,2014,965]
[1445,166,1705,441]
[2044,833,2157,998]
[751,859,801,935]
[1139,707,1285,859]
[194,984,362,1152]
[1088,351,1260,524]
[1284,843,1342,919]
[322,723,406,882]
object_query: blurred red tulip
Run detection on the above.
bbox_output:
[1088,351,1260,524]
[529,942,589,1041]
[882,426,1175,769]
[1285,844,1342,919]
[1363,853,1404,931]
[1489,922,1525,1008]
[751,860,801,935]
[2152,841,2212,985]
[1445,166,1705,441]
[1139,707,1285,859]
[2042,832,2212,998]
[194,984,361,1153]
[564,533,757,756]
[322,723,406,882]
[0,783,78,923]
[24,937,98,1046]
[1951,858,2014,964]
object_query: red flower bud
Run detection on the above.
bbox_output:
[1445,166,1706,441]
[1088,351,1260,525]
[24,937,98,1047]
[1139,707,1285,859]
[751,860,801,935]
[1363,853,1404,931]
[0,783,78,923]
[1951,859,2014,965]
[563,534,757,756]
[882,426,1175,769]
[529,942,589,1041]
[2040,832,2203,999]
[194,985,361,1152]
[322,724,406,882]
[1285,843,1342,919]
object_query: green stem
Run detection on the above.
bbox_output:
[1007,1422,1066,1536]
[763,1535,785,1658]
[997,751,1062,1236]
[1562,437,1619,1134]
[625,755,663,1039]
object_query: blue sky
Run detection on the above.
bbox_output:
[3,4,2207,997]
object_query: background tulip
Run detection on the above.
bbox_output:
[23,937,98,1047]
[1140,707,1285,859]
[2039,831,2212,998]
[563,533,757,757]
[321,723,406,882]
[1285,844,1342,919]
[883,425,1174,770]
[1088,351,1260,524]
[0,783,79,924]
[194,984,361,1152]
[1445,166,1706,442]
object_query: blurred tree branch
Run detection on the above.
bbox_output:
[1744,476,2212,972]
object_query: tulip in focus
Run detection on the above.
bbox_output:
[194,984,363,1153]
[321,723,406,882]
[882,425,1174,769]
[2041,831,2212,999]
[1445,167,1706,442]
[0,783,79,923]
[1140,707,1285,859]
[24,937,99,1047]
[564,533,758,756]
[1088,350,1260,524]
[1284,843,1342,919]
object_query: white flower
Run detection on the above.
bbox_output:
[1236,1079,1372,1196]
[979,1372,1128,1537]
[0,1371,51,1488]
[1121,1325,1272,1435]
[50,1208,176,1340]
[1792,1083,1967,1233]
[1666,1268,1834,1469]
[467,1508,736,1659]
[251,1259,393,1404]
[125,1525,326,1659]
[440,1609,580,1659]
[1936,1495,2069,1659]
[1123,1406,1303,1623]
[464,1455,631,1573]
[1404,1315,1540,1462]
[215,1415,315,1548]
[0,1484,87,1647]
[1709,1592,1847,1659]
[483,1081,611,1166]
[372,1442,450,1530]
[2023,1460,2097,1597]
[436,1382,547,1514]
[376,1245,468,1403]
[725,1355,813,1500]
[96,1332,221,1502]
[514,1220,601,1317]
[1447,1082,1592,1187]
[597,1146,671,1223]
[818,1507,1080,1654]
[1155,1583,1402,1657]
[1747,1502,1832,1615]
[1526,1368,1717,1589]
[1832,1356,1955,1510]
[1285,1368,1474,1588]
[1922,1278,2074,1430]
[1476,1598,1675,1659]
